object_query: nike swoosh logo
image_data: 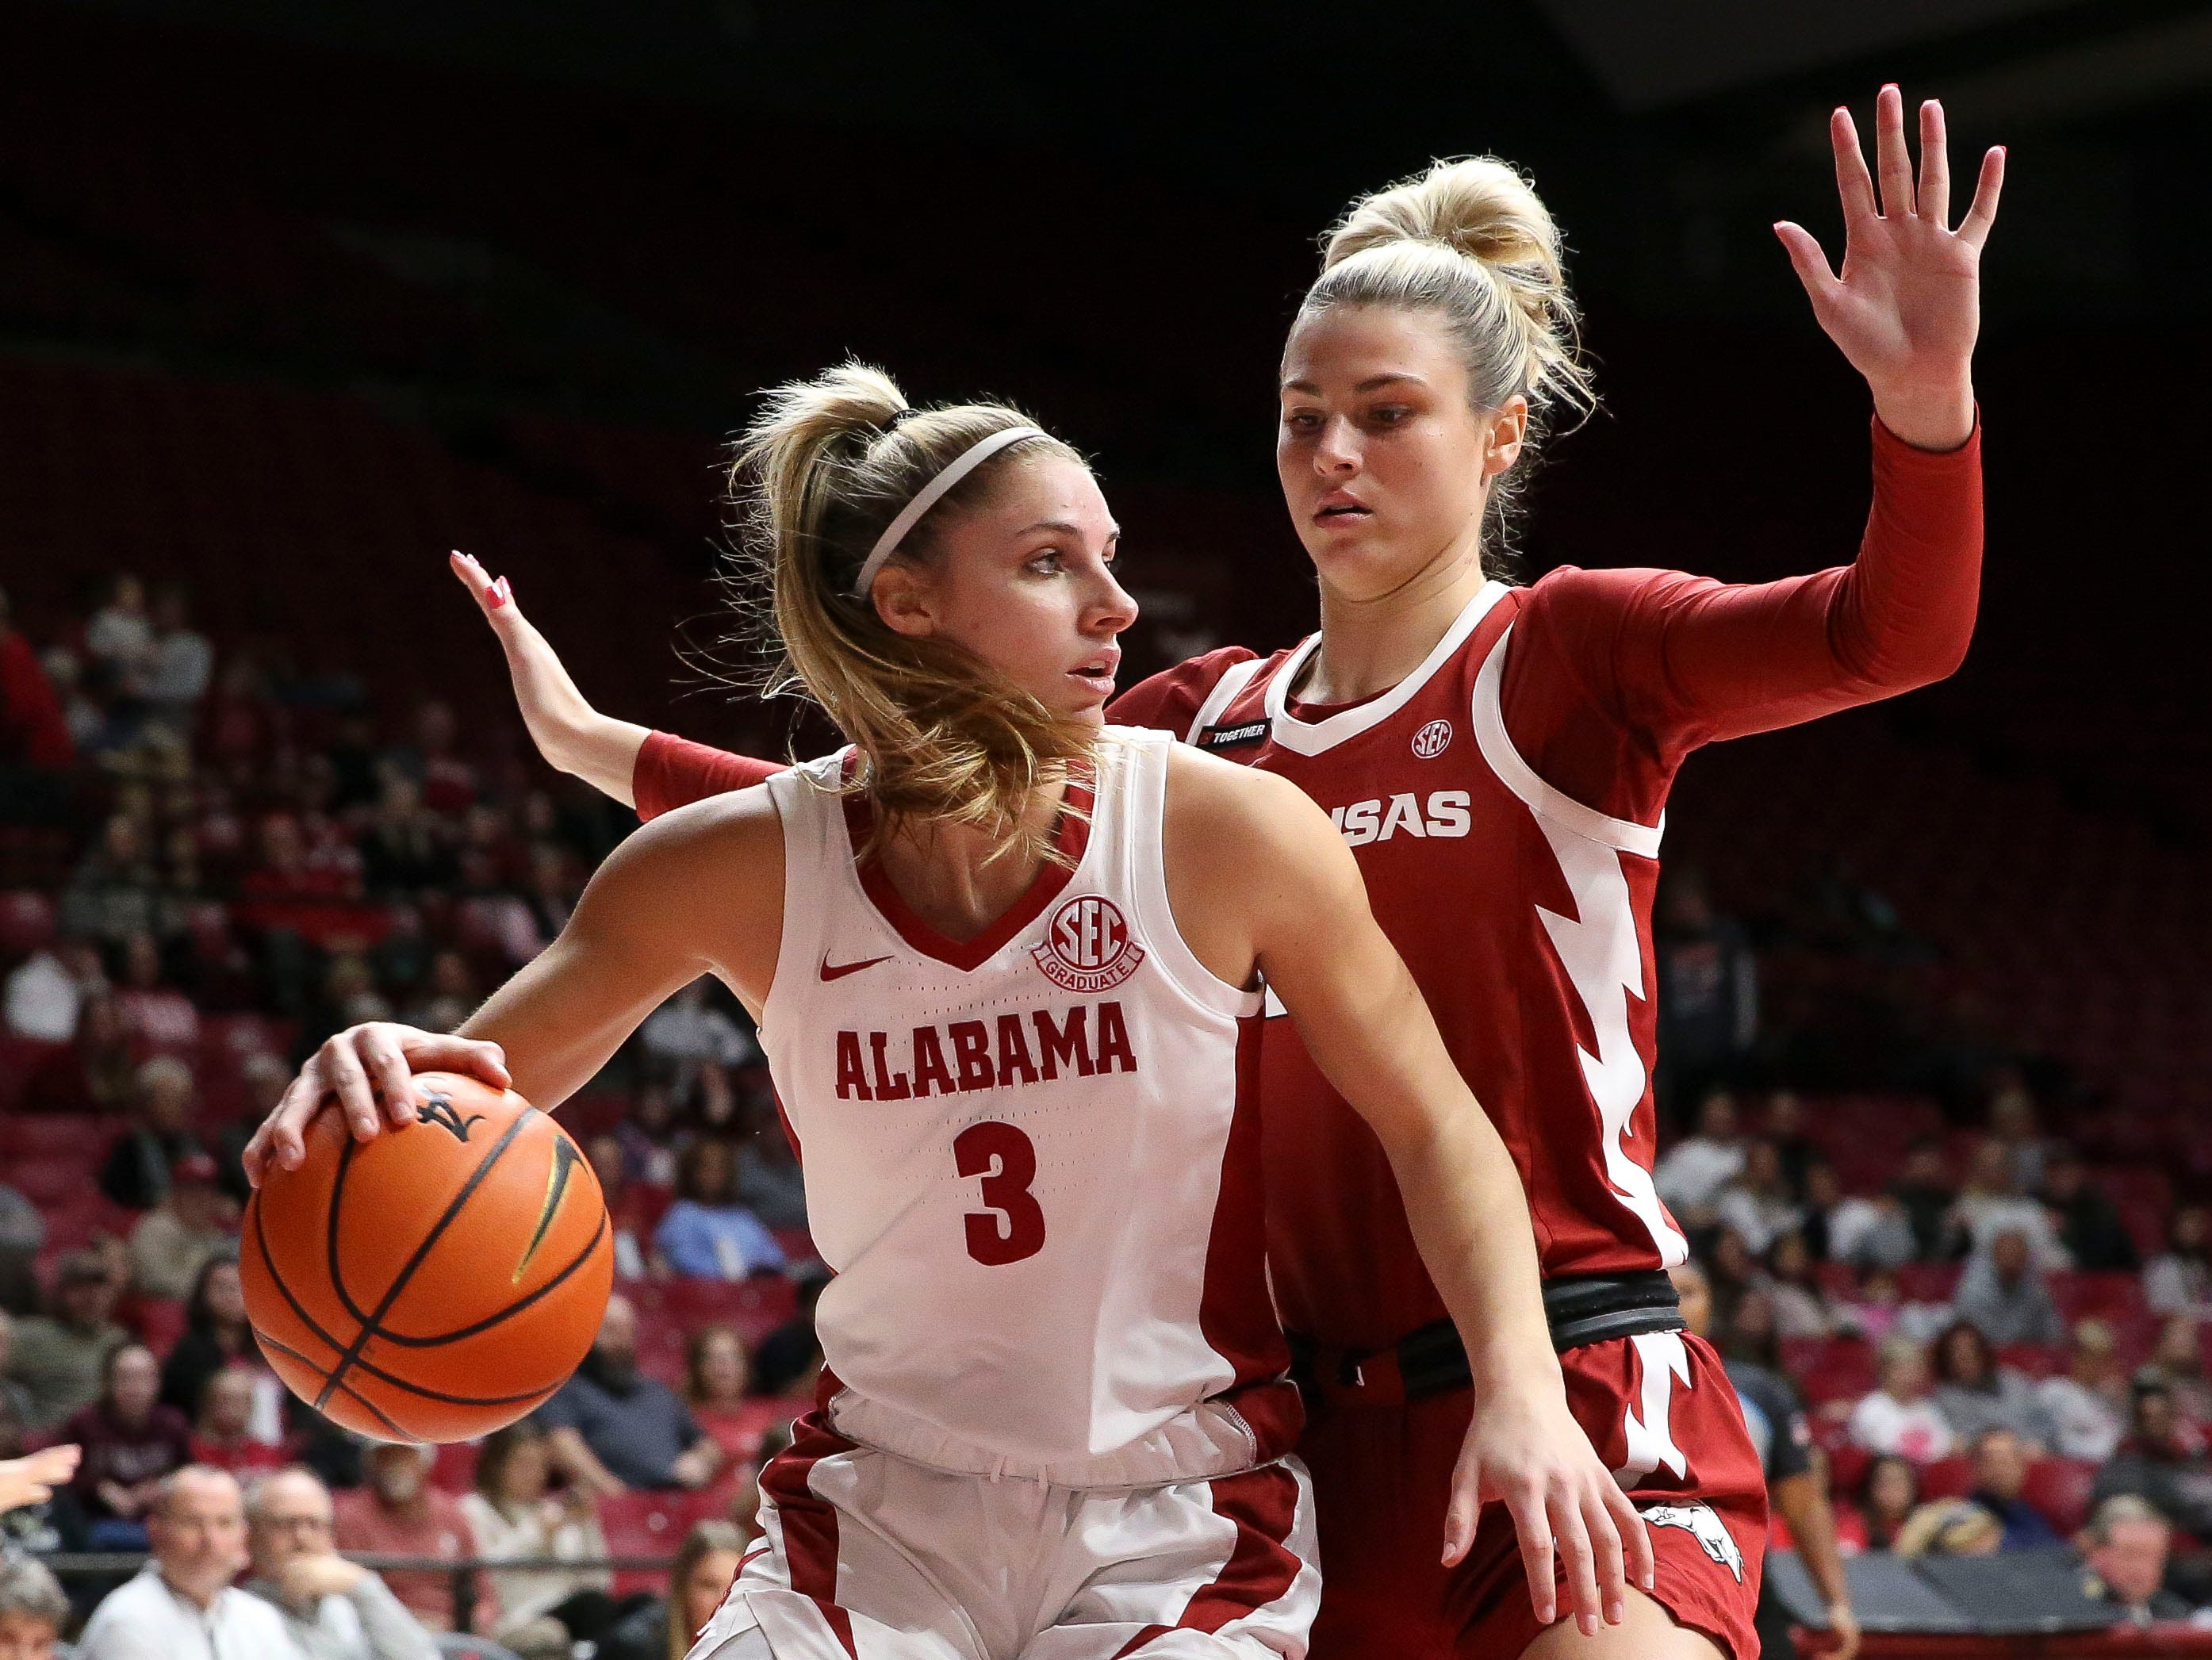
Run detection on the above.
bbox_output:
[820,953,892,982]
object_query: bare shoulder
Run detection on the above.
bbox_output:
[1162,742,1332,850]
[590,780,785,905]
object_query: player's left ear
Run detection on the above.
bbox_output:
[1479,396,1530,481]
[870,562,939,639]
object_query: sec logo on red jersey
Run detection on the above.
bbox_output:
[1411,718,1453,759]
[1033,895,1146,993]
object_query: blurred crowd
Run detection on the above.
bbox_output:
[0,577,811,1657]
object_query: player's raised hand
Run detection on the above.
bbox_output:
[241,1022,511,1187]
[0,1445,79,1513]
[1773,85,2003,450]
[449,550,647,807]
[1446,1380,1654,1636]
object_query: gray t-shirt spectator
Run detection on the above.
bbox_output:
[1951,1255,2065,1349]
[536,1371,703,1490]
[243,1570,440,1660]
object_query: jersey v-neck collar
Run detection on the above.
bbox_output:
[1262,581,1509,757]
[841,772,1095,972]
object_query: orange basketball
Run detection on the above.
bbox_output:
[240,1072,614,1443]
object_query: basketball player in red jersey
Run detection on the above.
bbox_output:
[453,86,1998,1660]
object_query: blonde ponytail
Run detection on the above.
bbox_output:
[726,362,1094,864]
[1304,158,1593,564]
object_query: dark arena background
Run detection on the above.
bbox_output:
[0,3,2207,1657]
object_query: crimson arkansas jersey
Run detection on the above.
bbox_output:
[1117,580,1688,1353]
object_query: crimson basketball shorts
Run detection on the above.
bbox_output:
[1299,1330,1765,1660]
[691,1409,1322,1660]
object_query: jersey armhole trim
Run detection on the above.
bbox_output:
[759,753,847,1033]
[1182,656,1270,746]
[1124,731,1267,1022]
[1473,627,1666,858]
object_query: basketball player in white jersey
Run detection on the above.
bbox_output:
[244,365,1650,1659]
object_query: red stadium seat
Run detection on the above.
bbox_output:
[0,1036,65,1114]
[1823,1441,1872,1500]
[1917,1455,1972,1499]
[125,1296,187,1354]
[0,890,56,959]
[1896,1263,1961,1303]
[2022,1456,2096,1535]
[430,1440,480,1494]
[1787,1336,1877,1408]
[662,1277,798,1348]
[8,1154,98,1207]
[0,1110,102,1157]
[1996,1342,2062,1379]
[598,1489,712,1595]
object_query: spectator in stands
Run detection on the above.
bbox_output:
[460,1420,633,1658]
[64,1343,191,1550]
[1888,1137,1956,1262]
[1964,1427,2060,1550]
[333,1441,486,1633]
[112,929,198,1052]
[1758,1230,1841,1338]
[78,1466,297,1659]
[1946,1141,2061,1266]
[1826,1184,1921,1273]
[24,991,134,1113]
[159,1258,274,1435]
[0,1195,43,1316]
[2037,1146,2138,1273]
[654,1138,785,1282]
[1951,1227,2065,1349]
[1986,1075,2049,1194]
[84,575,153,694]
[584,1133,650,1280]
[358,775,454,898]
[2093,1374,2212,1539]
[639,977,759,1104]
[598,1518,751,1660]
[2144,1206,2212,1318]
[2036,1317,2129,1461]
[400,949,474,1035]
[1714,1139,1802,1256]
[1795,1156,1842,1260]
[243,1465,439,1660]
[2145,1313,2212,1428]
[0,1555,70,1660]
[734,1118,807,1233]
[685,1325,770,1470]
[1930,1320,2053,1450]
[2080,1496,2191,1626]
[1671,1260,1858,1659]
[188,1367,286,1481]
[59,814,161,945]
[5,933,102,1044]
[0,584,74,775]
[1652,870,1758,1117]
[1652,1089,1744,1226]
[538,1294,723,1496]
[0,1313,35,1428]
[127,1153,235,1301]
[1836,1455,1913,1555]
[143,585,213,742]
[98,1056,209,1211]
[387,700,476,815]
[6,1250,128,1428]
[753,1269,828,1401]
[0,1393,85,1556]
[1849,1336,1956,1462]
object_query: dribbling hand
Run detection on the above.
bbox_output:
[240,1022,512,1188]
[1446,1380,1654,1637]
[1773,84,2003,452]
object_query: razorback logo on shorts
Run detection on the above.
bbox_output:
[1033,895,1145,993]
[1639,1501,1744,1583]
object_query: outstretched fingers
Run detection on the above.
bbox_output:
[1872,84,1915,218]
[1957,144,2007,250]
[449,550,516,621]
[1830,105,1878,224]
[1773,221,1840,309]
[1917,99,1951,228]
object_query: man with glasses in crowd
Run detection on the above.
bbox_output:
[243,1465,439,1660]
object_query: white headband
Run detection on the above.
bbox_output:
[849,424,1045,599]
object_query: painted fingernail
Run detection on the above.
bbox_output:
[487,579,509,609]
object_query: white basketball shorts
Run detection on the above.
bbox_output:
[688,1411,1320,1660]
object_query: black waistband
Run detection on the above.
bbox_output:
[1290,1271,1687,1405]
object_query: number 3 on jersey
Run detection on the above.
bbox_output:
[954,1121,1046,1266]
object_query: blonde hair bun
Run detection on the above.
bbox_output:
[1312,155,1591,419]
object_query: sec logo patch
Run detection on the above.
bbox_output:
[1033,895,1145,993]
[1412,719,1453,759]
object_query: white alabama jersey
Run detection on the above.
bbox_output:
[758,726,1298,1489]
